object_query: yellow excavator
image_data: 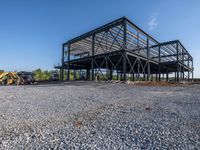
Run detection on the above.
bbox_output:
[0,72,22,85]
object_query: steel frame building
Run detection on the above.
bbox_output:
[55,17,193,82]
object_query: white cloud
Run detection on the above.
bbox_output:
[148,12,158,30]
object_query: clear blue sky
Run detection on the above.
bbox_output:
[0,0,200,77]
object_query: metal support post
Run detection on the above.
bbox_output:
[147,37,150,81]
[61,44,65,81]
[106,56,108,80]
[120,69,123,80]
[86,69,90,80]
[123,19,127,81]
[166,69,169,82]
[176,42,179,82]
[67,44,70,81]
[117,70,119,80]
[188,59,190,81]
[192,59,194,82]
[158,45,161,81]
[138,59,140,81]
[123,52,127,81]
[92,34,95,80]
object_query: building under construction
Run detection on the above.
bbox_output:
[55,17,193,82]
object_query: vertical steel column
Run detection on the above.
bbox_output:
[123,53,127,81]
[147,37,150,81]
[123,19,127,81]
[117,70,119,80]
[61,44,65,81]
[137,30,140,81]
[86,69,90,80]
[120,69,123,80]
[106,56,108,80]
[67,44,70,81]
[79,70,81,80]
[176,42,179,82]
[179,64,183,81]
[182,48,184,81]
[91,34,95,80]
[188,58,190,81]
[192,58,194,82]
[137,30,139,48]
[166,69,169,81]
[188,71,190,81]
[105,29,108,80]
[60,69,62,81]
[138,59,140,81]
[158,45,161,81]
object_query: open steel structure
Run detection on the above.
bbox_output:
[55,17,194,82]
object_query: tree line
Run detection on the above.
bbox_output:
[33,69,59,81]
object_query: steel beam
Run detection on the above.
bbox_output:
[67,44,70,80]
[91,34,95,80]
[192,59,194,82]
[147,36,150,81]
[61,44,65,80]
[176,43,179,82]
[166,69,169,81]
[158,45,161,81]
[123,52,127,81]
[123,19,127,81]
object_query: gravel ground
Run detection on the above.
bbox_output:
[0,81,199,149]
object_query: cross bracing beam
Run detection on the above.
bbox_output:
[125,18,159,44]
[111,26,150,49]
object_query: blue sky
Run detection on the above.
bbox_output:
[0,0,200,77]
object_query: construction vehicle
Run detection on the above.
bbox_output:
[49,73,59,81]
[0,72,22,85]
[17,71,35,84]
[0,71,36,85]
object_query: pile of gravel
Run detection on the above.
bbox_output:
[0,81,199,149]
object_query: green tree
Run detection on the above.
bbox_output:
[33,68,57,81]
[33,68,43,81]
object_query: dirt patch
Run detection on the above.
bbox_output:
[74,119,84,128]
[130,81,178,86]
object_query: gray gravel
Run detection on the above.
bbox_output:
[0,81,199,149]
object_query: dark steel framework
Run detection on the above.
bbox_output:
[55,17,193,82]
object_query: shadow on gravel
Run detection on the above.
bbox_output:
[32,81,106,88]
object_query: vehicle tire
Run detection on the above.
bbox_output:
[2,80,7,85]
[15,79,20,85]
